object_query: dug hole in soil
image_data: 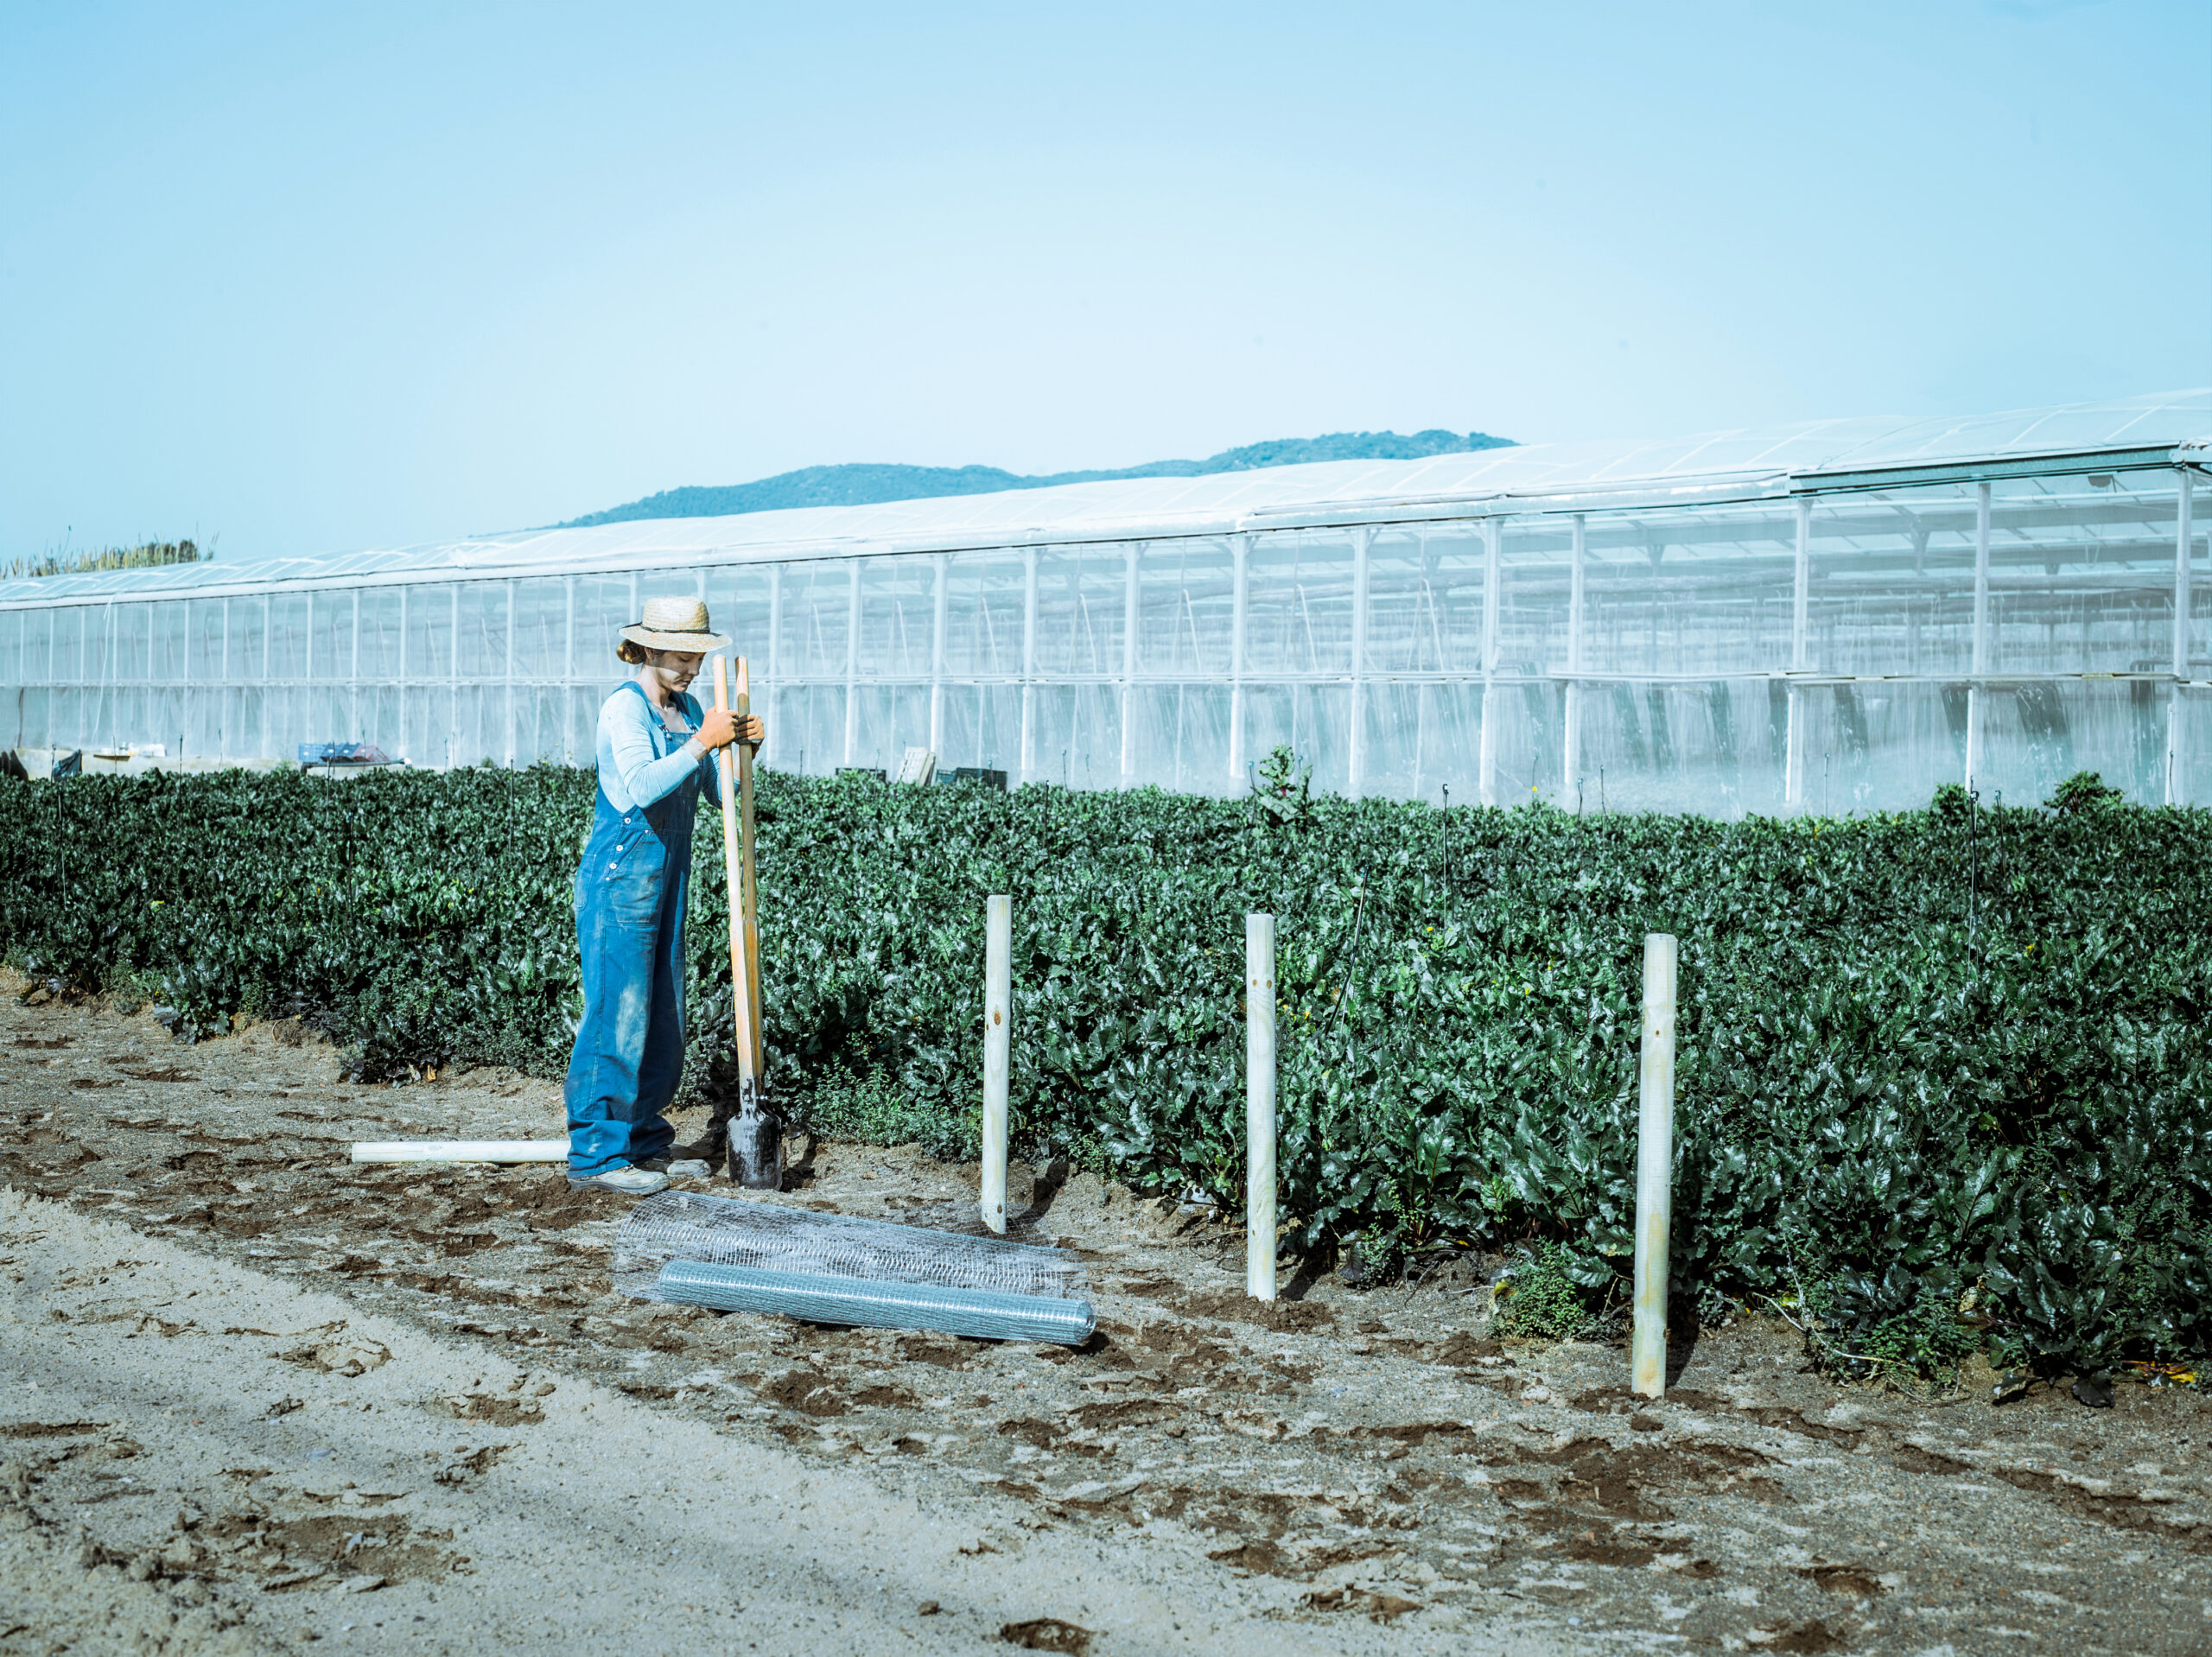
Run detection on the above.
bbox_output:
[6,977,2212,1656]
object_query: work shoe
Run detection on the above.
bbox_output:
[566,1166,669,1196]
[635,1157,711,1179]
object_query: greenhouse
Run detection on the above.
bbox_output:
[1,390,2205,814]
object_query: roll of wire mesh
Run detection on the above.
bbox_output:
[657,1259,1096,1345]
[613,1190,1087,1301]
[613,1190,1095,1345]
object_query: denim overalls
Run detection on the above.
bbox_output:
[563,681,709,1177]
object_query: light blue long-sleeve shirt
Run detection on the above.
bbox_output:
[594,682,723,815]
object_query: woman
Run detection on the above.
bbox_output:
[566,596,763,1195]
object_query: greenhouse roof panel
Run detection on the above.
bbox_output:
[5,390,2203,605]
[1819,389,2211,467]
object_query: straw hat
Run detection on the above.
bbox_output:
[620,596,731,653]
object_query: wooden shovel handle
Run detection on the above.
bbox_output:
[734,657,764,1076]
[713,657,758,1085]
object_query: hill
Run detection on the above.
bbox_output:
[556,429,1516,528]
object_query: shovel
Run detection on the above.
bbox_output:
[712,655,780,1189]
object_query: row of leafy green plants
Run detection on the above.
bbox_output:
[1,756,2205,1382]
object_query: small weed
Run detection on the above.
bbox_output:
[1496,1244,1595,1341]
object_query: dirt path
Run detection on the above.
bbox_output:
[6,985,2212,1655]
[4,1189,1554,1657]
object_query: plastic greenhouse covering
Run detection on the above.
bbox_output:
[3,390,2206,815]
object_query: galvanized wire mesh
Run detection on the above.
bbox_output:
[658,1260,1096,1345]
[613,1190,1089,1305]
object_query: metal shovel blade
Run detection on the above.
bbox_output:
[728,1088,782,1190]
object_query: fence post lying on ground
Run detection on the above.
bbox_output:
[981,893,1012,1235]
[1633,931,1678,1398]
[350,1142,566,1165]
[1247,911,1277,1302]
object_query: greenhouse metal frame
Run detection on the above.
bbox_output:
[3,390,2206,815]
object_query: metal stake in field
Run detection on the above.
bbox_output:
[981,893,1012,1235]
[1247,911,1277,1302]
[714,655,777,1189]
[1632,932,1678,1398]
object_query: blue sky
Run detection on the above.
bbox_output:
[3,1,2206,562]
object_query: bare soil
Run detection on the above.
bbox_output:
[6,981,2212,1655]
